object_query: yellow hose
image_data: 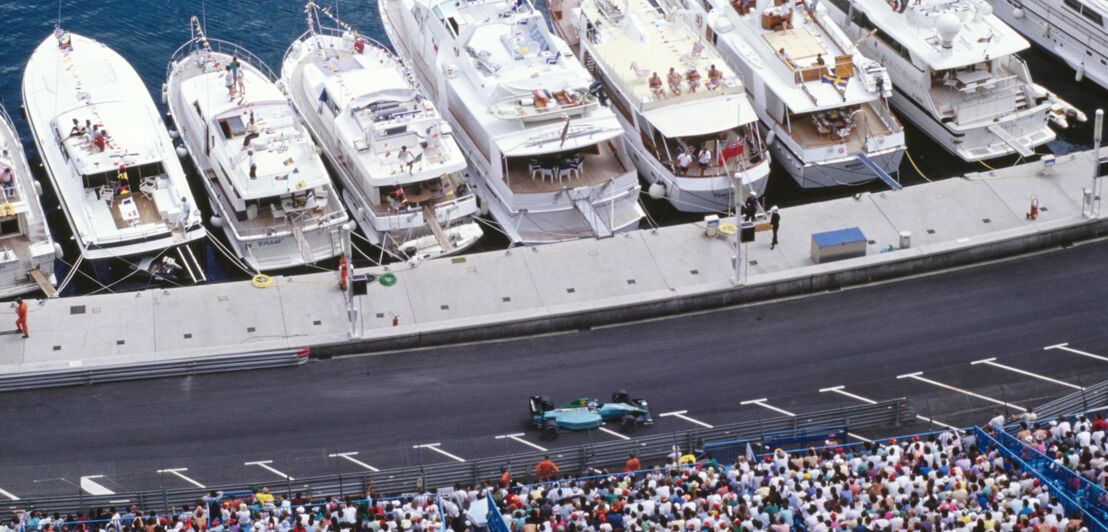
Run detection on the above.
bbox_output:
[904,150,932,182]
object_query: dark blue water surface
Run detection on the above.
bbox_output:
[0,1,1104,293]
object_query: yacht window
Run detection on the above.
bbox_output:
[828,0,849,13]
[1082,7,1103,25]
[219,115,246,139]
[1063,0,1081,12]
[193,101,203,119]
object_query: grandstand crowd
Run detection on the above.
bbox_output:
[3,420,1101,532]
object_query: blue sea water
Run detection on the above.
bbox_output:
[0,1,1104,293]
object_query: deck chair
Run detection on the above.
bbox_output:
[682,41,705,62]
[630,61,651,80]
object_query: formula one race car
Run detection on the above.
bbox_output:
[529,390,653,440]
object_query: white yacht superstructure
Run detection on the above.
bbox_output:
[380,0,645,244]
[989,0,1108,91]
[166,18,350,272]
[550,0,773,210]
[821,0,1080,161]
[282,4,482,261]
[0,104,56,298]
[22,29,206,282]
[668,0,906,188]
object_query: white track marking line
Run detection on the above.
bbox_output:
[740,398,796,417]
[972,358,1084,390]
[79,476,114,496]
[496,433,548,452]
[244,460,295,480]
[819,385,877,404]
[847,432,873,443]
[597,426,632,440]
[820,385,959,431]
[327,452,380,472]
[413,443,466,462]
[1045,343,1108,363]
[156,468,206,489]
[659,410,714,428]
[898,372,1027,411]
[0,488,19,501]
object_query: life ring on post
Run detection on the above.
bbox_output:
[0,203,14,217]
[339,256,349,290]
[252,274,274,288]
[379,272,398,286]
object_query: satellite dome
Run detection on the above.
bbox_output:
[936,12,961,49]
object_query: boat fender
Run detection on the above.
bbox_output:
[1076,63,1085,82]
[765,130,776,146]
[379,272,398,286]
[252,274,274,288]
[53,242,64,260]
[1012,6,1023,18]
[33,180,42,196]
[478,197,490,216]
[210,214,225,228]
[176,145,189,157]
[1042,22,1049,38]
[0,203,14,217]
[648,181,666,199]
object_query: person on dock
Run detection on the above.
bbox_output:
[742,193,758,221]
[533,452,559,482]
[769,205,780,250]
[14,297,27,339]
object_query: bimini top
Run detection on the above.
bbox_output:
[852,0,1028,71]
[24,33,176,176]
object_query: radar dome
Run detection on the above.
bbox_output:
[936,12,961,49]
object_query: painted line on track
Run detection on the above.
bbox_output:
[820,385,959,431]
[898,372,1027,411]
[659,410,714,428]
[496,433,548,452]
[597,426,631,440]
[0,488,19,501]
[1045,343,1108,363]
[740,398,796,417]
[972,358,1083,390]
[413,443,466,462]
[244,460,295,480]
[328,452,380,472]
[156,468,206,489]
[79,476,114,496]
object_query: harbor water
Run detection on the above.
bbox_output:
[0,0,1104,293]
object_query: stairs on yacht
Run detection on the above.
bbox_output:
[574,198,613,238]
[292,223,315,265]
[28,268,56,298]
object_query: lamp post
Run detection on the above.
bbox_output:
[1084,109,1103,220]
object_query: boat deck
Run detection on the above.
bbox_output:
[503,140,629,194]
[788,101,894,151]
[579,0,742,105]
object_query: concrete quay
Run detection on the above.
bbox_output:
[0,148,1104,388]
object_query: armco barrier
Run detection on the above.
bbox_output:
[0,347,309,392]
[1035,379,1108,420]
[3,399,912,516]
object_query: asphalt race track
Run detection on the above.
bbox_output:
[2,238,1106,499]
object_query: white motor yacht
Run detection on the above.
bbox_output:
[821,0,1083,161]
[22,29,206,285]
[165,18,350,272]
[988,0,1108,92]
[282,3,482,262]
[380,0,645,244]
[0,103,57,298]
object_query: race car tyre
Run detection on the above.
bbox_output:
[620,414,637,433]
[612,390,631,404]
[541,419,559,440]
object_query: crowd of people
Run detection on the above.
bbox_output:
[1007,410,1108,500]
[4,422,1101,532]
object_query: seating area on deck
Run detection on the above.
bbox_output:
[503,142,628,194]
[788,102,890,152]
[369,178,463,215]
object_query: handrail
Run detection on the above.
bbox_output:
[167,36,278,83]
[994,427,1108,523]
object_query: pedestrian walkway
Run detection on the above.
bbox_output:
[0,148,1103,384]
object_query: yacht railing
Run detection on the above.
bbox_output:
[282,26,398,72]
[167,36,278,83]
